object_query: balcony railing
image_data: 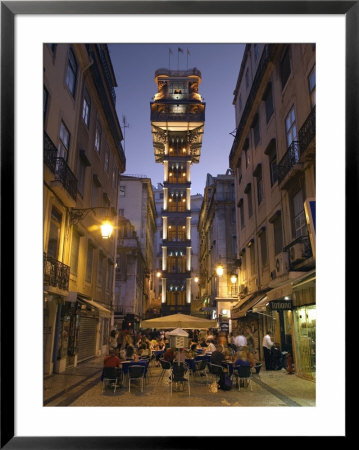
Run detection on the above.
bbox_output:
[44,133,78,201]
[298,106,316,155]
[284,235,313,270]
[151,111,205,123]
[277,141,300,185]
[43,252,70,291]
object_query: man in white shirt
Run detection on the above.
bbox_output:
[262,331,274,370]
[234,331,247,350]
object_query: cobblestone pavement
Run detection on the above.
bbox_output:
[44,356,315,407]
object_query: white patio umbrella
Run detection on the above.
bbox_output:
[140,313,218,330]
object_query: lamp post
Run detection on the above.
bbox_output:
[69,207,115,239]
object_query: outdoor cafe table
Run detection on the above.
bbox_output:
[185,358,197,373]
[195,354,211,363]
[121,360,149,378]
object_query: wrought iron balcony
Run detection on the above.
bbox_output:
[284,235,313,270]
[277,141,301,185]
[151,111,205,123]
[43,252,70,291]
[44,133,78,201]
[298,106,316,155]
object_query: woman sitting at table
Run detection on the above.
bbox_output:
[204,339,216,353]
[241,345,255,367]
[234,350,251,367]
[186,343,198,358]
[163,347,176,363]
[125,344,136,360]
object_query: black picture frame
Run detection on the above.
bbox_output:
[1,1,354,447]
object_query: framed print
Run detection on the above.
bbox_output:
[1,1,354,447]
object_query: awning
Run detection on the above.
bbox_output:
[231,292,267,319]
[266,269,316,301]
[79,298,111,317]
[252,296,269,313]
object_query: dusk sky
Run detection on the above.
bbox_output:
[108,44,245,195]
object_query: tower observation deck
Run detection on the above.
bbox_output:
[150,67,205,315]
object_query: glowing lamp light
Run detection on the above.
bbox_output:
[100,220,113,239]
[216,264,224,277]
[194,276,199,283]
[156,271,162,278]
[230,274,238,284]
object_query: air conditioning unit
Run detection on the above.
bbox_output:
[289,243,305,263]
[275,252,289,276]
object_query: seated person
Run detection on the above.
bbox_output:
[204,339,216,353]
[241,345,255,367]
[210,344,226,366]
[186,343,198,358]
[150,338,158,351]
[174,348,186,364]
[138,343,150,357]
[104,349,122,368]
[163,347,176,363]
[157,339,166,351]
[125,344,136,360]
[234,350,251,367]
[199,338,208,348]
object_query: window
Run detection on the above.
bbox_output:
[272,215,283,255]
[263,83,274,123]
[47,43,57,53]
[245,183,253,218]
[118,208,124,216]
[82,93,91,127]
[285,106,297,147]
[107,261,113,290]
[65,48,77,96]
[77,158,87,196]
[85,242,94,282]
[265,140,278,186]
[97,253,104,286]
[245,68,250,89]
[308,65,316,107]
[47,207,62,259]
[104,148,110,173]
[119,186,126,197]
[70,229,80,275]
[238,199,245,229]
[43,86,49,122]
[232,235,237,255]
[91,181,98,207]
[260,229,268,267]
[58,121,70,160]
[252,114,260,147]
[292,189,307,238]
[280,47,291,89]
[95,123,101,154]
[250,243,255,275]
[253,164,263,205]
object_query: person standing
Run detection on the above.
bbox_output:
[262,330,274,370]
[234,330,247,351]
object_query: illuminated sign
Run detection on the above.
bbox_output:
[270,300,293,311]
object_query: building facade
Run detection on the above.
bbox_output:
[114,175,157,328]
[43,44,126,374]
[150,68,205,315]
[198,171,237,331]
[229,44,316,380]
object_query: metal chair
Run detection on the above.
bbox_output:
[169,363,190,396]
[128,364,146,393]
[233,365,253,391]
[158,358,172,384]
[102,367,122,393]
[207,363,224,384]
[139,355,152,376]
[194,359,208,383]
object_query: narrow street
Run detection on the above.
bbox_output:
[44,357,315,407]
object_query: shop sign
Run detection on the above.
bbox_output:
[270,300,293,311]
[219,322,229,332]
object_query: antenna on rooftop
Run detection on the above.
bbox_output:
[121,115,130,152]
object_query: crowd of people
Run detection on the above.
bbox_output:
[104,327,258,370]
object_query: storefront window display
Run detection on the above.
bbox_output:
[293,305,316,380]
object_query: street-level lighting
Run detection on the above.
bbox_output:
[216,264,224,277]
[69,207,115,239]
[194,276,199,283]
[230,274,238,284]
[156,270,162,278]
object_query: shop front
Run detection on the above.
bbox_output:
[292,272,316,381]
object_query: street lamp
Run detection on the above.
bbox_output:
[230,273,238,284]
[216,264,224,277]
[156,270,162,278]
[69,207,115,239]
[194,276,199,283]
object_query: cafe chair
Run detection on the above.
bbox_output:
[139,355,152,376]
[195,359,208,383]
[207,363,224,384]
[158,358,172,384]
[233,365,253,391]
[102,367,122,393]
[128,365,146,393]
[169,363,191,396]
